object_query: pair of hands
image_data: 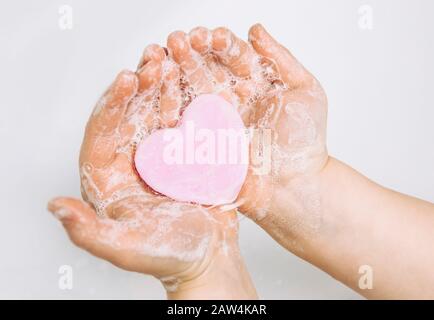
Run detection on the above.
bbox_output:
[48,24,328,299]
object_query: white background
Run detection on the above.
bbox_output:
[0,0,433,299]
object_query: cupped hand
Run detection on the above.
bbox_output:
[164,24,328,245]
[48,46,256,298]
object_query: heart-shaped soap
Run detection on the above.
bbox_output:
[134,94,249,205]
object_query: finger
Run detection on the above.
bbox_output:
[211,27,256,78]
[187,27,242,111]
[167,31,213,94]
[120,48,164,141]
[80,70,138,167]
[137,59,163,93]
[137,43,166,70]
[135,56,164,132]
[189,27,228,85]
[159,60,183,127]
[248,23,312,88]
[189,26,212,55]
[47,197,131,267]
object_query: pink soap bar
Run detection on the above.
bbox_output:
[134,94,249,205]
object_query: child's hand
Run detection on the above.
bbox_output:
[165,25,434,299]
[165,24,328,248]
[48,57,257,299]
[47,24,434,300]
[238,24,328,226]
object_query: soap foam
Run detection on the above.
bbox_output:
[80,34,327,263]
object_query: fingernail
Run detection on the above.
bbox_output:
[47,198,72,220]
[214,31,233,52]
[249,24,265,42]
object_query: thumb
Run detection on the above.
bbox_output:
[47,197,127,266]
[248,23,312,89]
[47,197,94,224]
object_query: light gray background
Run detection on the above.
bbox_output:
[0,0,433,299]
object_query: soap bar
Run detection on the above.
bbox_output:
[134,94,249,205]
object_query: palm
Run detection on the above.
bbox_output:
[241,82,328,219]
[80,154,219,277]
[52,24,326,280]
[163,25,328,220]
[75,55,238,278]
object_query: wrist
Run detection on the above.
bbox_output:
[163,237,257,300]
[245,156,332,258]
